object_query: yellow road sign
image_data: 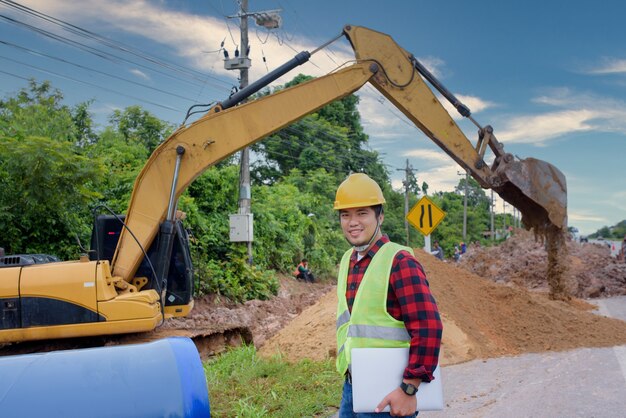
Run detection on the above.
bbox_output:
[407,196,446,236]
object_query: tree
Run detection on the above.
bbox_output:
[0,136,104,259]
[0,79,84,143]
[72,101,98,146]
[85,128,150,212]
[454,176,490,208]
[251,74,389,186]
[109,105,174,152]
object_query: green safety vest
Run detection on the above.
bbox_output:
[336,242,412,375]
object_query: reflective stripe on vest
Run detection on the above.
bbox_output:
[335,242,413,375]
[336,309,350,329]
[348,324,410,341]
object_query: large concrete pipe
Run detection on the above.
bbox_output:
[0,337,210,417]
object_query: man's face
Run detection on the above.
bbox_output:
[339,206,382,248]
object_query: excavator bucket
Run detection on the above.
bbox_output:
[494,158,567,231]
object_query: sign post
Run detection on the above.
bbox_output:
[406,196,446,253]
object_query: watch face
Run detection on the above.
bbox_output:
[401,382,418,395]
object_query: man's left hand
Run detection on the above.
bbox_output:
[374,387,417,416]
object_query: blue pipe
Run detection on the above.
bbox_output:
[0,337,210,418]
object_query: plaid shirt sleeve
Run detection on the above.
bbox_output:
[387,250,442,382]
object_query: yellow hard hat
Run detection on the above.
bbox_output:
[334,173,386,210]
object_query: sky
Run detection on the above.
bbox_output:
[0,0,625,235]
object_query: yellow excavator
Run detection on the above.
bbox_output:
[0,25,567,343]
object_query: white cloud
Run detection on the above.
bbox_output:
[498,88,626,145]
[129,68,149,80]
[19,0,352,92]
[416,162,461,193]
[498,109,598,144]
[587,58,626,75]
[568,212,607,223]
[402,148,450,163]
[358,91,410,139]
[417,56,445,78]
[439,93,494,120]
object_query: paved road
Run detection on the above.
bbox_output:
[420,296,626,418]
[330,296,626,417]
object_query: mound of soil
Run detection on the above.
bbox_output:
[460,229,626,298]
[146,277,334,357]
[258,249,626,366]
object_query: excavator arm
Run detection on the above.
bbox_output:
[112,25,567,282]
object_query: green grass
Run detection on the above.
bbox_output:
[205,345,343,417]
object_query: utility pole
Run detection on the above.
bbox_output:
[397,159,414,246]
[457,171,468,241]
[225,1,281,264]
[490,190,495,241]
[238,0,252,264]
[503,200,507,233]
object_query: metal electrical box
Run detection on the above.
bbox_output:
[224,57,252,70]
[229,214,254,242]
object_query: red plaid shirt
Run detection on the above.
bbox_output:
[345,236,442,381]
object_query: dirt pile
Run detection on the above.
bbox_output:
[460,229,626,298]
[258,249,626,365]
[152,277,334,355]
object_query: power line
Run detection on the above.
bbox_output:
[278,0,341,67]
[0,12,230,91]
[0,0,231,87]
[0,40,198,103]
[0,67,30,82]
[0,55,180,112]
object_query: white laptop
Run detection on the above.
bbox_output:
[351,347,444,413]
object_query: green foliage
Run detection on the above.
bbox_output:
[0,80,86,144]
[589,220,626,239]
[251,74,388,187]
[85,128,150,212]
[0,136,104,258]
[205,345,342,417]
[255,169,348,275]
[193,249,279,303]
[429,177,492,256]
[108,105,174,152]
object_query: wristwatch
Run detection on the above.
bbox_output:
[400,382,418,396]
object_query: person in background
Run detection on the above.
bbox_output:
[431,241,444,261]
[333,173,442,417]
[622,235,626,263]
[294,258,315,283]
[460,242,467,254]
[453,245,461,262]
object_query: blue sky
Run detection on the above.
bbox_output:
[1,0,625,235]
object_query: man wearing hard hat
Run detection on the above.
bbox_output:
[334,173,442,417]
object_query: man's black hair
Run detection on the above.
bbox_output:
[373,204,384,217]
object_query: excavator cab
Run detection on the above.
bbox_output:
[90,215,194,311]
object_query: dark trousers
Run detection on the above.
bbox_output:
[296,272,315,282]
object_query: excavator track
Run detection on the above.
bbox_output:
[0,325,253,360]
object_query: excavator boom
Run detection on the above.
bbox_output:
[112,24,567,281]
